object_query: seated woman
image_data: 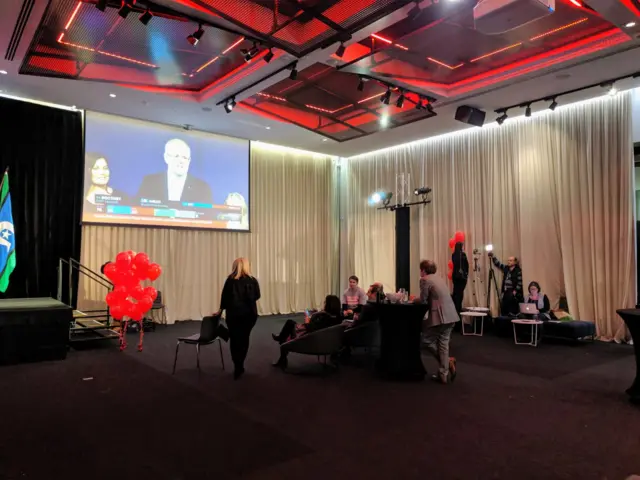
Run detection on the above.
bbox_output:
[271,294,342,368]
[524,281,551,320]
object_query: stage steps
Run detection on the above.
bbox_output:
[70,309,120,343]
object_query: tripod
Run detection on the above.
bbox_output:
[487,262,502,315]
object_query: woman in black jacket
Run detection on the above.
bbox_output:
[451,242,469,315]
[271,294,342,369]
[219,257,261,380]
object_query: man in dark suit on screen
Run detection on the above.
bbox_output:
[137,138,213,205]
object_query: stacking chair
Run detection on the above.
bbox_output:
[151,291,167,325]
[172,314,225,374]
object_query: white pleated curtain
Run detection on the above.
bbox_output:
[78,144,338,323]
[345,93,635,341]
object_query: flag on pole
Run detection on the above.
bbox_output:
[0,170,16,293]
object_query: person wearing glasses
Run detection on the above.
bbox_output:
[136,138,212,205]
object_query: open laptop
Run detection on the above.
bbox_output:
[519,303,539,315]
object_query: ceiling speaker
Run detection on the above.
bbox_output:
[455,105,486,127]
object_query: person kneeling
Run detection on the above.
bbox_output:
[272,295,342,369]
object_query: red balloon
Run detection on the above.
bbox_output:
[144,286,158,302]
[105,291,120,307]
[129,284,145,300]
[129,303,144,322]
[447,271,453,280]
[113,284,128,300]
[147,263,162,281]
[138,295,153,313]
[103,262,118,281]
[447,260,453,270]
[115,251,133,269]
[448,238,456,250]
[454,231,465,244]
[110,303,125,320]
[133,252,150,271]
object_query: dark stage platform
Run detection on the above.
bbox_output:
[0,297,72,365]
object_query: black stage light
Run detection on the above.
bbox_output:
[415,97,424,110]
[289,64,298,80]
[118,1,134,19]
[426,102,434,114]
[549,98,558,111]
[496,111,508,125]
[224,97,236,113]
[241,42,259,62]
[357,76,365,91]
[264,49,274,63]
[525,104,532,117]
[380,88,391,105]
[96,0,107,12]
[396,91,405,108]
[187,25,205,46]
[335,43,346,58]
[139,10,153,25]
[414,187,432,195]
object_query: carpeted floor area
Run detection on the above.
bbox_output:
[1,315,639,480]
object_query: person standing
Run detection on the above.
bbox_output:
[451,242,469,315]
[219,257,260,380]
[419,260,458,384]
[488,252,523,316]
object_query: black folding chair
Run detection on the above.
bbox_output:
[172,315,225,374]
[151,291,167,325]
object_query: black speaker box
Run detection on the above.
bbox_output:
[455,105,486,127]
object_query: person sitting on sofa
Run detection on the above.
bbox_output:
[524,281,551,320]
[271,294,342,368]
[342,275,368,318]
[346,283,385,328]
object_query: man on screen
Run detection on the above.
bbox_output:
[136,138,213,205]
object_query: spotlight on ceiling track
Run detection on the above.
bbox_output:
[357,76,366,92]
[241,42,259,62]
[414,187,432,195]
[380,88,391,105]
[525,104,532,117]
[415,97,424,110]
[608,85,618,96]
[426,102,435,114]
[335,43,346,58]
[187,25,204,46]
[396,91,405,108]
[224,97,236,114]
[264,49,274,63]
[118,0,134,19]
[496,111,508,125]
[139,9,153,25]
[289,63,298,80]
[549,97,558,111]
[96,0,107,12]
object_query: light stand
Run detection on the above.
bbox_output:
[486,260,501,315]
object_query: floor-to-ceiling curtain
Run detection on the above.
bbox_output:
[79,143,338,323]
[345,93,635,341]
[0,98,83,302]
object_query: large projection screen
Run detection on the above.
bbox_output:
[82,112,250,231]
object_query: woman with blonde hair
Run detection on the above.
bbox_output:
[219,257,261,379]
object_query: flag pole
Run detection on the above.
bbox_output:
[0,167,8,192]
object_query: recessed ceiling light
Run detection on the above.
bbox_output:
[109,93,116,98]
[71,105,77,110]
[322,138,328,141]
[625,21,636,28]
[0,70,7,75]
[265,126,271,130]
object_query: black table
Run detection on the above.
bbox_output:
[375,303,428,381]
[616,309,640,404]
[0,297,72,365]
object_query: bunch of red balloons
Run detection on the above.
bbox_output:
[447,231,466,280]
[103,251,162,322]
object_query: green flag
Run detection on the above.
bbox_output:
[0,171,16,293]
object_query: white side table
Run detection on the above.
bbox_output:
[460,312,486,336]
[465,307,490,313]
[511,319,543,347]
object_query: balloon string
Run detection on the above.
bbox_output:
[138,322,144,352]
[120,320,128,351]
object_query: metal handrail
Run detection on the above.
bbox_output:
[70,258,113,288]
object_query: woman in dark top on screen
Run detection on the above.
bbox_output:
[271,294,342,369]
[219,257,261,380]
[451,242,469,315]
[525,281,551,320]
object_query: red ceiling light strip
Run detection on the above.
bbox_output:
[470,43,522,62]
[57,33,157,68]
[305,104,353,114]
[529,18,588,41]
[357,93,382,104]
[64,1,82,30]
[371,33,393,44]
[395,43,409,51]
[195,56,219,73]
[222,37,245,55]
[257,92,287,102]
[569,0,582,6]
[427,57,463,69]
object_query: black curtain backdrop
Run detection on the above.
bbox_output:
[0,97,83,304]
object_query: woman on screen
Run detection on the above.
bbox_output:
[84,153,128,207]
[224,193,248,230]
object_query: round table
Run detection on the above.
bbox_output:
[511,319,543,347]
[460,311,486,336]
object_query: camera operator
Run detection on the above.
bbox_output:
[488,252,523,316]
